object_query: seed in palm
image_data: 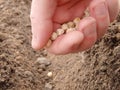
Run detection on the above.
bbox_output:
[46,40,52,48]
[51,32,58,40]
[67,21,75,28]
[73,17,80,24]
[66,28,76,33]
[61,23,69,30]
[56,28,65,36]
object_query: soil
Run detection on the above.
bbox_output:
[0,0,120,90]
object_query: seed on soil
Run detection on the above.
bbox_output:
[56,28,65,36]
[51,32,58,40]
[61,23,69,30]
[67,21,75,28]
[47,72,53,77]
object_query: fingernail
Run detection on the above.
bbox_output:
[83,22,96,37]
[94,2,107,16]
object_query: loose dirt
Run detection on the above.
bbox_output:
[0,0,120,90]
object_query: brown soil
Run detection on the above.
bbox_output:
[0,0,120,90]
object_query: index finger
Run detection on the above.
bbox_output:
[30,0,57,50]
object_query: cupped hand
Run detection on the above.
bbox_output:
[30,0,119,54]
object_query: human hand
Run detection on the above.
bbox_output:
[30,0,119,54]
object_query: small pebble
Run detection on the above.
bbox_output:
[51,32,58,40]
[35,57,51,66]
[113,46,120,55]
[45,83,53,90]
[40,64,46,70]
[38,69,43,73]
[47,72,53,77]
[100,66,107,72]
[16,56,22,60]
[24,71,33,77]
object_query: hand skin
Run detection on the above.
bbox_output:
[30,0,119,55]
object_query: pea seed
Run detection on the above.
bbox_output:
[61,23,68,30]
[73,17,80,24]
[56,28,65,36]
[51,32,58,40]
[47,72,52,77]
[46,40,52,48]
[66,28,76,33]
[67,21,75,28]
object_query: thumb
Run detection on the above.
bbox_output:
[30,0,57,50]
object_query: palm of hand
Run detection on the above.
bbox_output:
[30,0,119,54]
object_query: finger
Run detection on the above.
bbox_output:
[30,0,57,50]
[89,0,110,39]
[75,17,97,52]
[53,0,92,23]
[119,0,120,8]
[47,31,84,55]
[106,0,119,22]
